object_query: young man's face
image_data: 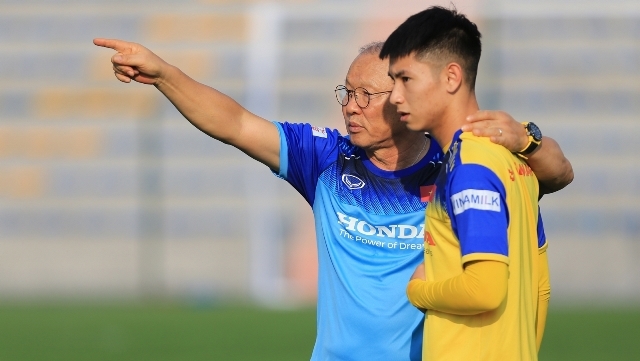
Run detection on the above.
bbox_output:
[388,54,447,133]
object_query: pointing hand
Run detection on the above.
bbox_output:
[93,38,169,85]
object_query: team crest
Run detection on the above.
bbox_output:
[342,174,365,190]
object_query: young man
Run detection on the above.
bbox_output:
[381,7,554,360]
[94,36,571,360]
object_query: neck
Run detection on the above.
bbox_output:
[367,133,429,171]
[431,92,479,151]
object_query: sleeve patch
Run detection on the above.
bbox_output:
[311,126,327,138]
[451,189,501,215]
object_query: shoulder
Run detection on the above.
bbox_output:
[277,122,341,138]
[455,131,513,168]
[444,131,515,188]
[276,122,346,147]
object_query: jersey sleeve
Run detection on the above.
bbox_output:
[273,122,340,205]
[447,163,510,265]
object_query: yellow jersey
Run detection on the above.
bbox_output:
[422,130,541,360]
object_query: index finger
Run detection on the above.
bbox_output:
[466,110,500,122]
[93,38,134,53]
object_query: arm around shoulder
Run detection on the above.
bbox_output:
[461,111,573,195]
[524,136,574,195]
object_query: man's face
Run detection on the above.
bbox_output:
[341,53,410,150]
[388,54,446,133]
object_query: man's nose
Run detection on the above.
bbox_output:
[389,87,403,105]
[344,93,361,113]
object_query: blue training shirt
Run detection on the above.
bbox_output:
[274,122,443,361]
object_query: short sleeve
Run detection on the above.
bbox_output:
[447,163,509,265]
[274,122,340,205]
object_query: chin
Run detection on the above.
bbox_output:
[347,133,363,146]
[404,122,424,132]
[349,135,375,150]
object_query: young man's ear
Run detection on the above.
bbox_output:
[444,62,464,93]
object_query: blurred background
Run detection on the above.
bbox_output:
[0,0,639,360]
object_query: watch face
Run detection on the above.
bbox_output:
[527,122,542,141]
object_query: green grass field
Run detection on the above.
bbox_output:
[0,302,638,361]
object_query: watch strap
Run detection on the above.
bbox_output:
[516,122,542,159]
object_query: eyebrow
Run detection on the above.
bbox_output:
[388,69,406,79]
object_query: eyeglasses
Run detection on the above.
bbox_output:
[334,85,392,109]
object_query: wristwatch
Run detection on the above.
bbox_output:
[516,122,542,159]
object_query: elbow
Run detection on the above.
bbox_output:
[540,163,574,196]
[556,158,574,190]
[564,166,575,187]
[459,261,509,314]
[466,275,508,314]
[540,284,551,302]
[406,279,429,309]
[557,159,575,190]
[453,295,504,316]
[468,289,506,314]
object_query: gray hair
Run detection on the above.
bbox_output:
[358,41,385,56]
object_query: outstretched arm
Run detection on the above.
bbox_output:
[93,38,280,171]
[462,111,574,195]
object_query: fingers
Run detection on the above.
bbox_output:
[93,38,134,53]
[489,131,505,146]
[461,122,511,147]
[488,124,521,150]
[113,61,138,79]
[466,110,504,123]
[95,38,148,69]
[114,71,132,83]
[94,38,146,67]
[462,110,528,151]
[486,128,508,147]
[94,38,141,78]
[464,125,505,140]
[110,52,151,82]
[461,110,499,132]
[95,38,163,85]
[112,52,146,68]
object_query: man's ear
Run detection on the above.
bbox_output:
[444,62,463,94]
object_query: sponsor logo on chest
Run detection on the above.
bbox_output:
[337,212,424,239]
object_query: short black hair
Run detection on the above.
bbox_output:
[379,6,482,90]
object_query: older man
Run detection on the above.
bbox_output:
[94,38,571,361]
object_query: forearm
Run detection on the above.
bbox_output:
[407,261,508,315]
[155,65,280,169]
[95,38,279,169]
[537,248,551,351]
[525,136,574,195]
[155,65,250,143]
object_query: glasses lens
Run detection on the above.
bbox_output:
[354,88,370,108]
[335,86,349,106]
